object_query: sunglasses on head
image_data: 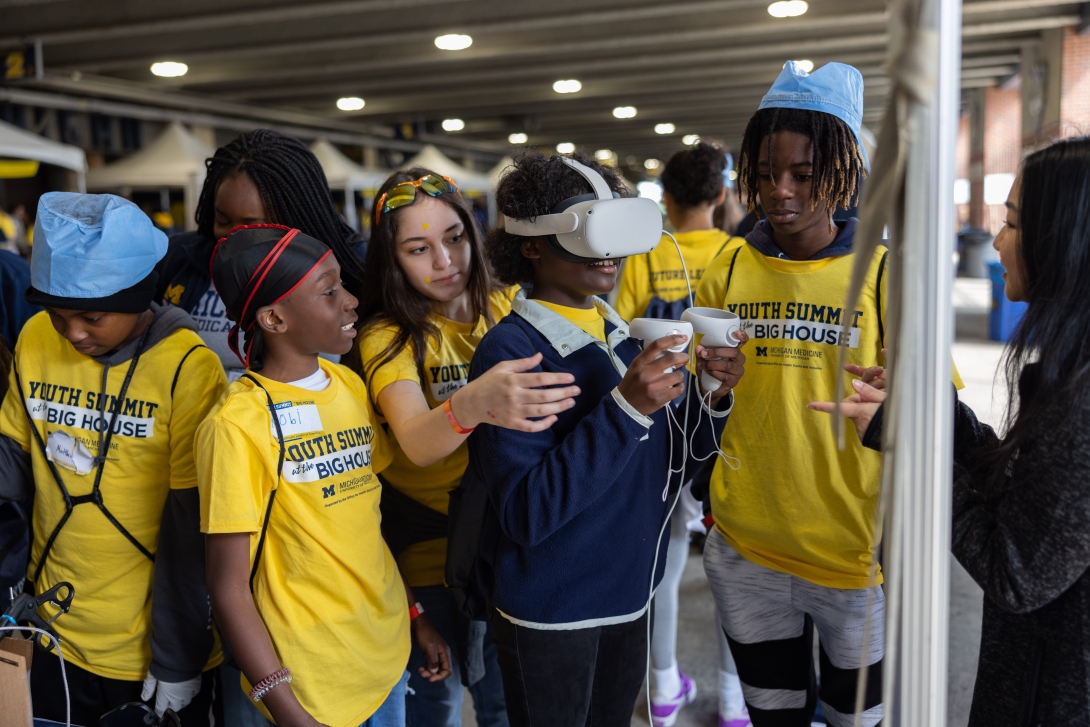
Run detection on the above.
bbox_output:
[374,174,461,225]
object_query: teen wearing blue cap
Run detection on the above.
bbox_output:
[0,193,228,724]
[695,62,961,727]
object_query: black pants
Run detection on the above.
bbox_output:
[31,643,223,726]
[490,610,648,727]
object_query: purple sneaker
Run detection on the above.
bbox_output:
[718,704,751,727]
[650,671,697,727]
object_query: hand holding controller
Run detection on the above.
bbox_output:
[680,307,744,394]
[628,318,693,374]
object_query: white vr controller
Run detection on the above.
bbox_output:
[680,307,742,393]
[628,318,693,374]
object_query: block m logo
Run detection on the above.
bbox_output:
[756,346,768,357]
[322,485,336,499]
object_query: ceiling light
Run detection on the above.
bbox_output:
[727,170,739,181]
[595,149,613,161]
[435,34,473,51]
[612,106,637,119]
[767,0,808,17]
[336,96,365,111]
[556,142,576,154]
[654,123,676,135]
[789,59,815,72]
[644,158,661,170]
[508,132,528,144]
[682,134,701,145]
[150,61,188,78]
[442,118,465,132]
[553,79,582,94]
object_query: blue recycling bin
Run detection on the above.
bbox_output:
[988,261,1028,342]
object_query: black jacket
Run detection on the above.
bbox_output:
[864,369,1090,726]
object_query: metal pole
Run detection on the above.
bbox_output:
[889,0,961,721]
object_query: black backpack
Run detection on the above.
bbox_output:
[444,451,496,621]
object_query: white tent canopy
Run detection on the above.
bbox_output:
[487,156,513,190]
[86,122,214,230]
[401,144,492,193]
[310,139,389,232]
[0,119,87,191]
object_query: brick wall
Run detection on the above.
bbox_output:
[984,86,1021,233]
[1062,27,1090,135]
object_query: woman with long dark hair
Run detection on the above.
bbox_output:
[349,167,579,727]
[812,136,1090,725]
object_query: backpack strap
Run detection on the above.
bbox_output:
[239,374,285,593]
[724,246,743,297]
[875,250,889,347]
[171,344,208,398]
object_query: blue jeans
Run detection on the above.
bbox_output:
[406,586,509,727]
[360,671,410,727]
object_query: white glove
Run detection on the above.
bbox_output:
[141,672,202,716]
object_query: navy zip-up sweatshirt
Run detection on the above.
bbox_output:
[466,306,730,627]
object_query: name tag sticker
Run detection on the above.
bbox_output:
[271,402,323,437]
[46,430,95,476]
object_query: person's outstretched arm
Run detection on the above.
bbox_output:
[376,352,579,468]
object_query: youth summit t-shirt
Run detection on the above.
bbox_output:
[361,287,515,587]
[195,360,407,727]
[616,229,743,322]
[696,244,962,589]
[0,312,226,679]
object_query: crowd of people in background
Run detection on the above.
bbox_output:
[0,58,1088,727]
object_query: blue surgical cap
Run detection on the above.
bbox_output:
[31,193,167,300]
[758,61,869,168]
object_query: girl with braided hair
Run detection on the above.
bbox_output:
[156,129,366,382]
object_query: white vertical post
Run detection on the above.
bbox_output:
[889,0,961,722]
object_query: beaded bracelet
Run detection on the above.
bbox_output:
[249,667,292,702]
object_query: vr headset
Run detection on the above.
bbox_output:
[501,157,663,262]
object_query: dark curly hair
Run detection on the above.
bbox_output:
[660,141,727,208]
[736,108,865,213]
[486,147,628,285]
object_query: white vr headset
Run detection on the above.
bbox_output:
[500,157,663,262]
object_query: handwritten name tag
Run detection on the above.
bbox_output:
[271,402,323,438]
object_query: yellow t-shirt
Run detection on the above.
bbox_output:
[697,244,963,589]
[535,299,606,342]
[360,287,515,587]
[616,229,744,322]
[195,361,406,727]
[0,312,227,680]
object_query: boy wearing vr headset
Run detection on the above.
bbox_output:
[0,193,227,724]
[467,149,745,727]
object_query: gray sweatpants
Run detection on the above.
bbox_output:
[703,528,884,727]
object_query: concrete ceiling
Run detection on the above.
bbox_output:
[1,0,1078,165]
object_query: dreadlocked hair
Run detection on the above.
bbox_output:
[736,108,865,214]
[346,167,497,390]
[486,147,628,285]
[195,129,364,288]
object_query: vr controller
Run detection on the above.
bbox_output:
[680,307,742,393]
[628,318,693,373]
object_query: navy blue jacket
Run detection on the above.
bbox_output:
[0,249,39,347]
[466,308,729,626]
